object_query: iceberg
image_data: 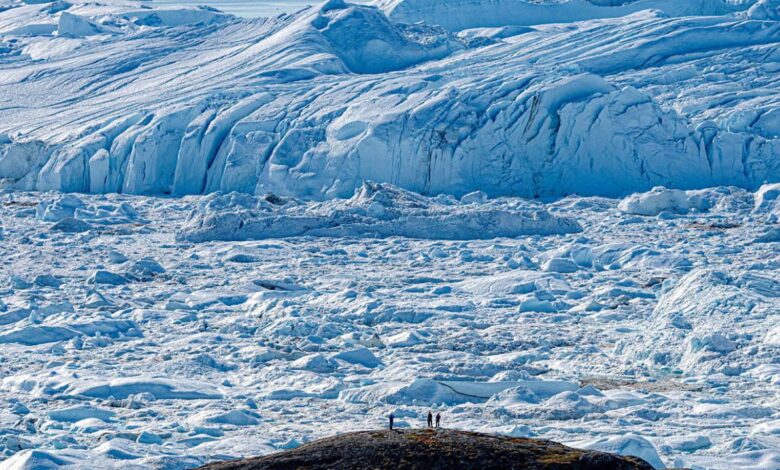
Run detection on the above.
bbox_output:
[177,182,583,242]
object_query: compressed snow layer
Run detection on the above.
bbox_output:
[1,185,780,469]
[1,0,780,200]
[155,0,370,18]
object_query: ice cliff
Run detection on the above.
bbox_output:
[1,0,780,199]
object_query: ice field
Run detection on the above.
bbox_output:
[2,0,780,468]
[1,184,780,469]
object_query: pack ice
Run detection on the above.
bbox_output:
[2,0,780,199]
[0,182,779,469]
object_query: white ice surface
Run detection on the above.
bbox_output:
[176,182,582,242]
[0,185,779,469]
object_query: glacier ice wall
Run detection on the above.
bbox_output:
[1,0,780,199]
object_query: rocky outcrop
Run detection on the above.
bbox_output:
[199,429,655,470]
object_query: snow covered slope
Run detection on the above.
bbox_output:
[0,0,779,199]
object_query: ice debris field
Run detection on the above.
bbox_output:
[2,0,780,469]
[2,184,780,469]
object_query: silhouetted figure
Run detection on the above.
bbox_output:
[389,413,395,430]
[435,412,441,428]
[427,411,433,428]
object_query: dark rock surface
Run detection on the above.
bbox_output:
[199,428,656,470]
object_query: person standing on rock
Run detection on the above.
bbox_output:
[427,411,433,428]
[435,412,441,428]
[389,413,395,430]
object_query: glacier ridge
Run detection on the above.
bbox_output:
[0,0,779,199]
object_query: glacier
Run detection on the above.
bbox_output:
[1,0,780,200]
